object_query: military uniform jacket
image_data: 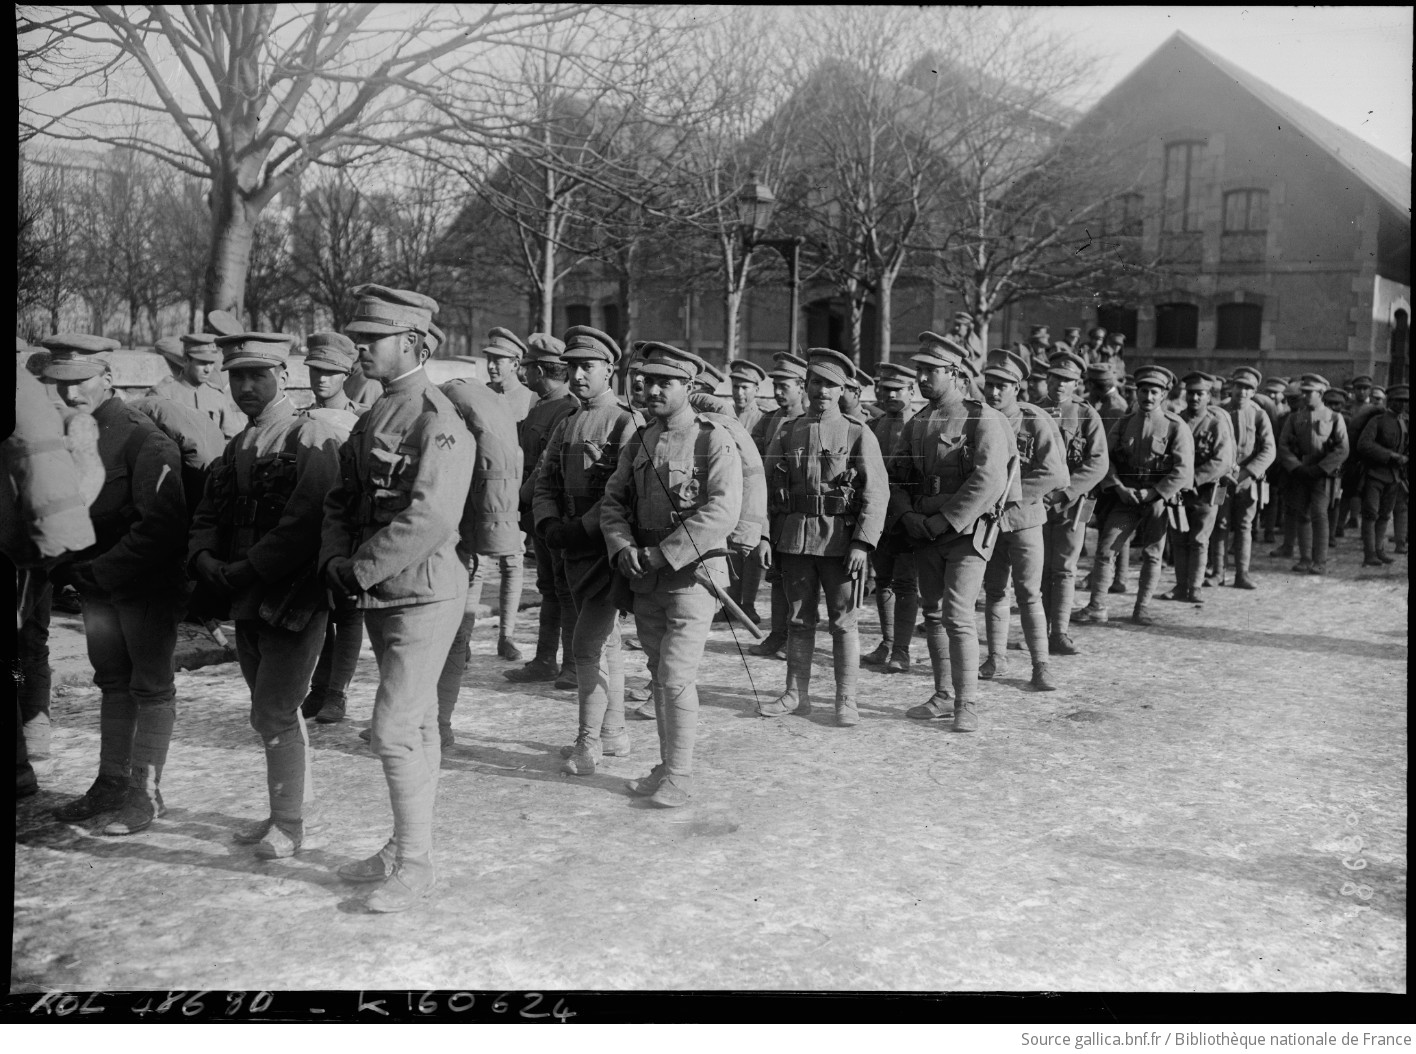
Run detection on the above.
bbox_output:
[531,388,642,550]
[129,395,225,473]
[749,404,804,457]
[690,393,767,551]
[492,378,537,424]
[441,377,523,558]
[995,401,1070,532]
[1036,395,1108,505]
[189,396,343,621]
[737,402,764,435]
[320,368,475,609]
[518,387,579,514]
[1357,410,1409,484]
[149,375,245,439]
[343,371,383,413]
[870,407,915,491]
[1180,405,1236,505]
[1102,408,1195,500]
[302,391,362,436]
[1225,401,1276,488]
[764,405,887,557]
[1088,388,1131,432]
[1349,404,1385,459]
[885,397,1019,549]
[1277,405,1348,478]
[601,404,744,595]
[80,395,188,598]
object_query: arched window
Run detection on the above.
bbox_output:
[1216,303,1263,350]
[1154,303,1199,348]
[1223,189,1269,232]
[1163,141,1205,232]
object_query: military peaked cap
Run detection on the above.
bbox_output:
[728,358,767,384]
[1086,362,1118,381]
[424,321,446,356]
[805,348,854,386]
[217,331,295,371]
[481,326,527,360]
[562,325,621,365]
[1230,366,1263,389]
[305,331,358,375]
[768,351,808,381]
[180,333,221,362]
[346,284,438,336]
[1299,373,1330,392]
[526,333,567,363]
[1182,371,1214,391]
[983,347,1030,385]
[698,360,726,385]
[1351,374,1374,386]
[1133,364,1176,390]
[636,341,704,381]
[206,310,243,337]
[914,332,970,370]
[154,335,185,368]
[40,333,121,381]
[875,361,918,383]
[1386,384,1408,400]
[1047,350,1088,380]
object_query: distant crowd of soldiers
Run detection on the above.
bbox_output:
[9,291,1408,914]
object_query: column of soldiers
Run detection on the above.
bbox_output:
[16,293,1408,913]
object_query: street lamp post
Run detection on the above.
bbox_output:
[736,174,803,355]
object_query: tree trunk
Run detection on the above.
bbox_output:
[877,275,893,364]
[204,178,257,318]
[723,286,743,361]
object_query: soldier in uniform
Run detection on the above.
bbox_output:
[188,331,343,857]
[1213,366,1276,589]
[432,322,523,744]
[1275,374,1349,575]
[1062,327,1082,353]
[727,358,769,621]
[755,349,887,726]
[506,334,579,686]
[298,332,365,725]
[863,363,920,673]
[889,334,1016,733]
[342,359,383,414]
[948,310,987,373]
[1257,376,1290,545]
[1035,350,1108,656]
[44,335,188,835]
[695,360,727,398]
[148,332,245,439]
[1096,332,1127,370]
[730,359,767,435]
[1077,326,1107,364]
[320,285,475,912]
[977,349,1069,690]
[747,352,809,658]
[1073,365,1195,627]
[533,327,642,776]
[599,342,743,805]
[1161,372,1235,603]
[840,365,881,421]
[483,327,536,423]
[1356,383,1408,565]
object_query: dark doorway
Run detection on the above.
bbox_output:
[1391,308,1409,386]
[804,297,879,369]
[1096,304,1139,348]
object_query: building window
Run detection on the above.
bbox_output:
[600,303,621,340]
[1162,141,1204,233]
[1216,303,1263,350]
[1108,193,1144,237]
[1223,189,1268,232]
[565,304,592,328]
[1096,304,1139,348]
[1154,303,1199,348]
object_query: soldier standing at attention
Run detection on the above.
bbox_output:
[1085,361,1134,595]
[1257,376,1290,545]
[320,286,474,912]
[44,335,188,835]
[298,332,365,725]
[730,359,767,434]
[1356,384,1408,566]
[1035,350,1108,656]
[148,332,245,439]
[1074,365,1193,627]
[600,343,743,805]
[1161,372,1235,604]
[977,349,1069,690]
[890,334,1016,733]
[1276,374,1349,576]
[748,352,810,659]
[507,335,579,686]
[727,358,769,622]
[483,327,536,423]
[840,365,882,422]
[1215,367,1276,590]
[863,363,920,673]
[757,349,888,726]
[189,331,343,857]
[533,327,642,776]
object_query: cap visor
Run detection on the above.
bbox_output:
[637,363,691,379]
[344,320,405,336]
[42,363,104,382]
[221,355,285,371]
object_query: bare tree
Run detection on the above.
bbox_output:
[292,169,388,330]
[18,3,596,318]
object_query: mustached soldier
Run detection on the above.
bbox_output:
[533,326,643,776]
[1276,374,1350,575]
[863,362,920,673]
[1161,372,1235,603]
[758,348,888,727]
[600,342,743,806]
[889,334,1017,733]
[189,332,343,858]
[1214,366,1276,589]
[321,284,474,912]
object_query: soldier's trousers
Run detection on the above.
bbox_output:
[729,547,765,619]
[1360,477,1401,555]
[81,592,180,784]
[1171,498,1221,595]
[531,536,575,667]
[1042,497,1092,636]
[17,576,53,744]
[364,588,467,866]
[983,525,1048,663]
[1286,472,1333,564]
[311,592,363,698]
[235,615,326,823]
[569,585,626,745]
[1088,502,1167,607]
[435,605,478,734]
[467,550,524,641]
[1222,484,1261,575]
[634,587,717,777]
[781,553,858,635]
[915,535,988,705]
[869,537,917,651]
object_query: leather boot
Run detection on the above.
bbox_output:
[887,592,917,673]
[833,631,860,727]
[1209,535,1227,586]
[1048,573,1079,653]
[863,586,893,665]
[750,580,789,656]
[906,623,953,720]
[1185,542,1207,602]
[1132,560,1159,626]
[982,590,1009,676]
[53,772,128,822]
[759,627,813,716]
[1361,519,1383,566]
[651,682,696,807]
[625,684,668,796]
[1232,531,1256,588]
[100,764,163,836]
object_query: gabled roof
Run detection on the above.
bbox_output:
[1106,31,1410,218]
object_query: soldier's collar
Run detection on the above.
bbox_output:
[253,394,294,425]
